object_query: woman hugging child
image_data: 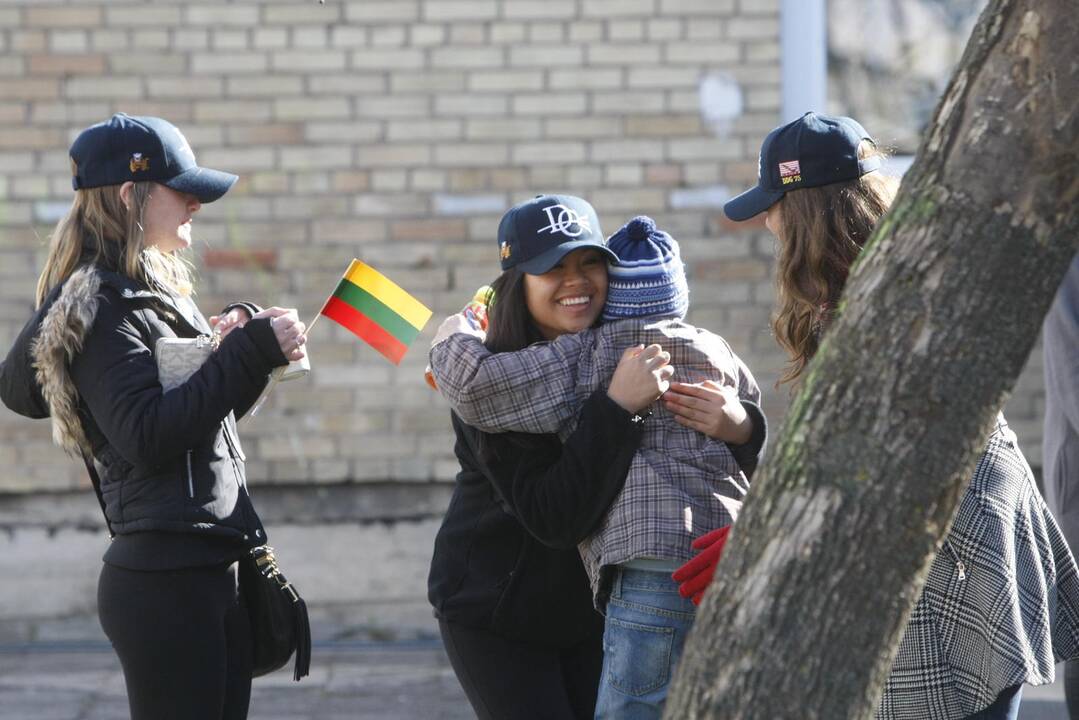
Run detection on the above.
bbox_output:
[429,208,764,718]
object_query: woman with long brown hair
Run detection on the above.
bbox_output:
[667,112,1079,720]
[0,113,305,720]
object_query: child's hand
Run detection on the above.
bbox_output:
[607,344,673,414]
[664,380,752,444]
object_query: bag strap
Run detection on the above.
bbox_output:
[81,451,115,539]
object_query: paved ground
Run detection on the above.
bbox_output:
[0,642,472,720]
[0,640,1068,719]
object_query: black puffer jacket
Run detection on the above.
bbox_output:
[429,391,645,648]
[0,262,286,562]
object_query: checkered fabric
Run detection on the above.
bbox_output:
[876,415,1079,719]
[429,316,760,603]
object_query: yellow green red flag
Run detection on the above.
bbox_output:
[320,259,432,364]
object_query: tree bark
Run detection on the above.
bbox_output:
[665,0,1079,717]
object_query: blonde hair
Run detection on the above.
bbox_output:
[772,141,899,386]
[35,180,194,308]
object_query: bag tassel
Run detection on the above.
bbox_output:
[293,596,311,681]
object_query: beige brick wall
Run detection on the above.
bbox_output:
[0,0,1046,495]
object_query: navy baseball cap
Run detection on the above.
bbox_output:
[724,112,882,221]
[497,194,618,274]
[70,113,237,203]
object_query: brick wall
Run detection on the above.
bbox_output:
[0,0,1046,497]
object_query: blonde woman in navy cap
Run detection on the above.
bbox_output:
[667,111,1079,720]
[428,201,766,719]
[0,114,306,720]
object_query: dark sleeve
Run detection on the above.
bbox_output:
[0,306,50,419]
[71,296,287,466]
[213,302,270,420]
[219,301,262,321]
[457,389,644,549]
[728,400,767,479]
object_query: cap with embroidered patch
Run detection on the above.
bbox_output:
[724,112,882,222]
[497,194,618,274]
[69,113,237,203]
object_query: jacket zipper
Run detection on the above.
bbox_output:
[185,450,195,498]
[220,419,246,462]
[944,540,966,581]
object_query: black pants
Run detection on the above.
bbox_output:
[98,562,253,720]
[439,619,602,720]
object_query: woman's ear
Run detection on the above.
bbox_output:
[118,181,135,212]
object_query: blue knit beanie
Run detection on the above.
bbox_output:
[603,216,689,321]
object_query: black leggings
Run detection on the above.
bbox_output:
[439,619,603,720]
[98,562,253,720]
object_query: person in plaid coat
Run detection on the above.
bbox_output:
[669,111,1079,719]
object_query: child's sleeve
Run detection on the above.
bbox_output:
[722,336,761,405]
[429,330,590,434]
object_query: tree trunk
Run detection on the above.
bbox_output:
[665,1,1079,718]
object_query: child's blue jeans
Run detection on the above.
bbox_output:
[594,566,696,720]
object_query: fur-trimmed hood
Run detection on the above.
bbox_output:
[31,265,102,457]
[29,265,200,457]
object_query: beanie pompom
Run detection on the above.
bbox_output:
[625,216,656,241]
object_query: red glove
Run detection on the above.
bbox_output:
[672,525,731,606]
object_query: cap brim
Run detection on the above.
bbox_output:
[516,240,619,275]
[162,166,238,204]
[723,185,785,222]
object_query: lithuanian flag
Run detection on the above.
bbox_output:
[320,259,432,364]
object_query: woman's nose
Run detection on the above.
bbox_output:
[563,266,587,285]
[188,195,202,213]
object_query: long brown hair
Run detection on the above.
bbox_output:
[35,180,194,308]
[772,142,899,385]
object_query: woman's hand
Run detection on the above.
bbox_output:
[208,308,250,340]
[607,344,674,414]
[252,307,307,362]
[664,380,752,444]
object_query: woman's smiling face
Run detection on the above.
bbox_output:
[523,248,609,340]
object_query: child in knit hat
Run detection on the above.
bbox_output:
[602,215,690,321]
[429,214,762,717]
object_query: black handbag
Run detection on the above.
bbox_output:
[239,545,312,681]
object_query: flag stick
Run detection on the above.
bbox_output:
[302,291,333,341]
[303,311,323,339]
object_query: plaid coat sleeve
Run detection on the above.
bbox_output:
[428,331,592,434]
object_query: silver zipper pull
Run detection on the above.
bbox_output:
[956,559,967,581]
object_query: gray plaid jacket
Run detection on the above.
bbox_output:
[877,415,1079,719]
[429,317,760,602]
